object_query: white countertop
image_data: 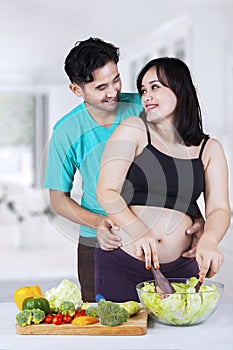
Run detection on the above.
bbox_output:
[1,302,233,350]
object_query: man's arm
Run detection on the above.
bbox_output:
[49,190,121,250]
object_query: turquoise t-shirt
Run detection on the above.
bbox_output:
[44,92,142,237]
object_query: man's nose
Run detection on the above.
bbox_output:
[106,85,117,97]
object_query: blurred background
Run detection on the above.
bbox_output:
[0,0,232,302]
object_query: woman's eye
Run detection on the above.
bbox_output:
[152,84,159,90]
[141,89,147,95]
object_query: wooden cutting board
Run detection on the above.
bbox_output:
[16,310,148,336]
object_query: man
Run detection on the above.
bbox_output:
[44,37,203,301]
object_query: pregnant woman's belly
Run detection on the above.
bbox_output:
[111,206,193,263]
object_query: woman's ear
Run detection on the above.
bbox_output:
[69,83,83,97]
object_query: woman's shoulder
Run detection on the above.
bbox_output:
[203,137,226,160]
[206,137,224,151]
[111,116,147,144]
[119,116,146,132]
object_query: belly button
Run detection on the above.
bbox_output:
[157,239,162,243]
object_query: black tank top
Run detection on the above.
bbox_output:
[120,124,209,218]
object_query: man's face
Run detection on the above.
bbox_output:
[71,61,122,116]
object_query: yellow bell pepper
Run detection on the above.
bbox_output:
[14,285,42,310]
[71,316,99,326]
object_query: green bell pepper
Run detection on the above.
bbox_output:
[22,296,50,315]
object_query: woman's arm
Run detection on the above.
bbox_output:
[97,117,159,269]
[196,139,231,279]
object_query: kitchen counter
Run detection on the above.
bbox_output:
[1,303,233,350]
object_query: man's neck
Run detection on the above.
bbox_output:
[85,104,117,128]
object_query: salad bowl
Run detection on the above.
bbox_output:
[136,277,224,326]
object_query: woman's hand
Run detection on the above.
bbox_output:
[96,215,122,251]
[196,235,224,280]
[134,231,159,270]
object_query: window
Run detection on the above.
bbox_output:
[174,39,186,61]
[0,92,48,187]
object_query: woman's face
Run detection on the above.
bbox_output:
[140,66,177,123]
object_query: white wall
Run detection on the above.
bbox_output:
[191,10,227,137]
[47,84,82,136]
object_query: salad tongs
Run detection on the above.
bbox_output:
[151,265,176,294]
[194,276,205,293]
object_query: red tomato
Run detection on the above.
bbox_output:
[56,313,63,319]
[53,315,62,325]
[74,309,86,318]
[45,315,53,324]
[63,314,73,324]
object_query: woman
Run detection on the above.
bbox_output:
[95,57,231,302]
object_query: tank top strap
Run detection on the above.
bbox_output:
[199,135,210,159]
[140,111,151,144]
[143,120,151,144]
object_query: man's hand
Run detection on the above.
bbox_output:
[182,215,205,258]
[96,215,122,251]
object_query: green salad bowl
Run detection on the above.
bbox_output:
[136,277,224,326]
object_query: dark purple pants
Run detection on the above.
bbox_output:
[94,247,199,302]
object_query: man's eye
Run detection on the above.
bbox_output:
[98,86,106,91]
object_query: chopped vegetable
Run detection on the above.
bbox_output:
[16,310,32,327]
[44,279,82,311]
[16,308,45,326]
[14,285,42,310]
[120,301,141,316]
[140,277,219,325]
[85,306,99,318]
[22,297,50,315]
[31,308,46,324]
[98,300,129,326]
[80,302,91,310]
[71,316,99,326]
[58,301,75,316]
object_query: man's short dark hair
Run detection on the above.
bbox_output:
[64,37,120,84]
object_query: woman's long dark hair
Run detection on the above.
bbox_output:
[137,57,208,146]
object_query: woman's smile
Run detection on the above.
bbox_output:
[145,103,158,112]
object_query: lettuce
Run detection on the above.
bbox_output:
[140,277,220,325]
[44,279,82,311]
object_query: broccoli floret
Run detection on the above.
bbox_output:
[16,310,32,327]
[58,301,75,316]
[98,300,129,326]
[31,308,45,324]
[85,306,99,318]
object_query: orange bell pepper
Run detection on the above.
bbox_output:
[71,316,99,326]
[14,285,42,310]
